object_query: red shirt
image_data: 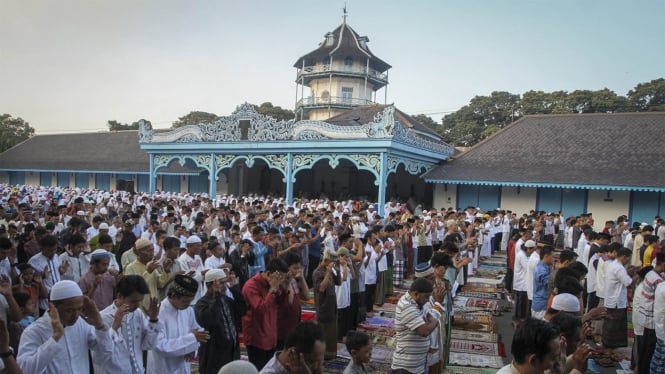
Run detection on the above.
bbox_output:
[277,278,302,340]
[507,239,516,271]
[241,273,281,350]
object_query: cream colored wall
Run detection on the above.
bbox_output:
[587,190,630,228]
[308,109,347,121]
[25,172,39,186]
[501,186,538,215]
[89,174,96,189]
[433,183,457,210]
[309,78,374,101]
[180,176,188,193]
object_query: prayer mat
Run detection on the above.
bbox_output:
[336,343,394,364]
[373,302,397,313]
[444,366,498,374]
[454,296,500,313]
[450,339,504,356]
[458,291,506,300]
[460,286,499,293]
[467,277,503,285]
[450,330,498,343]
[385,294,401,304]
[448,352,504,368]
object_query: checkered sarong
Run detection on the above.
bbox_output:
[394,259,404,288]
[651,339,665,374]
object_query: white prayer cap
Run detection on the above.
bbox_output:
[76,210,85,216]
[50,280,83,301]
[186,235,202,244]
[98,223,109,230]
[551,293,580,313]
[524,240,537,248]
[99,207,108,215]
[204,269,228,283]
[446,219,456,228]
[218,360,258,374]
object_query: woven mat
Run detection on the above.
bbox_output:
[448,352,504,368]
[457,291,505,300]
[444,366,498,374]
[454,296,500,313]
[322,357,392,374]
[450,339,503,356]
[336,343,394,364]
[450,330,498,342]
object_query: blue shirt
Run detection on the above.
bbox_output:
[532,261,550,311]
[251,239,270,275]
[309,227,322,258]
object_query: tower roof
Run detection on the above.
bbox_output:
[293,22,391,72]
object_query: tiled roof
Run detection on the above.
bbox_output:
[294,22,390,72]
[0,131,193,173]
[422,112,665,190]
[326,104,443,140]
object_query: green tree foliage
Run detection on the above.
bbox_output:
[0,114,35,153]
[437,78,664,146]
[627,78,665,112]
[256,102,295,121]
[107,120,147,131]
[172,111,221,128]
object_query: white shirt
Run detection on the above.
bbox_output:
[576,236,588,259]
[586,253,599,293]
[603,260,632,309]
[633,282,645,336]
[147,298,201,374]
[526,251,540,300]
[29,252,61,310]
[204,255,227,270]
[335,265,351,309]
[364,245,377,285]
[595,257,608,298]
[177,252,206,304]
[17,312,114,374]
[98,302,161,374]
[513,250,529,292]
[654,281,665,340]
[59,251,87,283]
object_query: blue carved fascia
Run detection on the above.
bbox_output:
[422,179,665,192]
[386,156,433,176]
[153,154,212,174]
[214,154,288,181]
[291,154,381,185]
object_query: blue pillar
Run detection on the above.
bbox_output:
[377,152,387,216]
[209,153,217,198]
[149,154,156,193]
[286,153,294,206]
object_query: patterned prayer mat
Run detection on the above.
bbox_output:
[322,357,390,374]
[450,339,504,356]
[336,343,395,364]
[444,366,498,374]
[457,291,506,300]
[454,296,500,313]
[450,330,499,343]
[448,352,504,368]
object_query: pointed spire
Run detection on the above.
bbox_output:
[343,2,348,23]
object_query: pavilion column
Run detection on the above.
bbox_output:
[377,152,387,216]
[148,153,156,193]
[286,153,294,205]
[209,153,216,198]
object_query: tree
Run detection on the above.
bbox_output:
[107,120,147,131]
[627,78,665,112]
[412,114,441,133]
[0,114,35,153]
[172,111,221,128]
[256,102,295,121]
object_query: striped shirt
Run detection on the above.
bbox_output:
[637,270,664,329]
[391,293,429,373]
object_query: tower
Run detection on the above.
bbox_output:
[293,19,391,121]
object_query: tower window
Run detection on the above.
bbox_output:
[341,87,353,104]
[344,56,353,67]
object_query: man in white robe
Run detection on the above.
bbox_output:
[17,280,114,373]
[147,274,210,374]
[98,274,162,374]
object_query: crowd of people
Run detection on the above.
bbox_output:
[0,183,664,373]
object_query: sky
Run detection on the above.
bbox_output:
[1,0,663,134]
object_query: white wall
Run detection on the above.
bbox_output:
[501,186,538,215]
[433,183,457,210]
[89,174,95,189]
[587,190,630,228]
[25,172,39,186]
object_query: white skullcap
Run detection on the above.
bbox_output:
[204,268,228,283]
[99,207,108,215]
[446,219,456,228]
[218,360,259,374]
[50,280,83,301]
[76,210,85,216]
[551,293,580,313]
[186,235,202,244]
[98,223,109,230]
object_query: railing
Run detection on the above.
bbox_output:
[297,65,388,82]
[295,96,375,108]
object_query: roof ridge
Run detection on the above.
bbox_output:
[522,111,665,119]
[329,22,371,58]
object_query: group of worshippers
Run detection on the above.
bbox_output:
[506,214,665,374]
